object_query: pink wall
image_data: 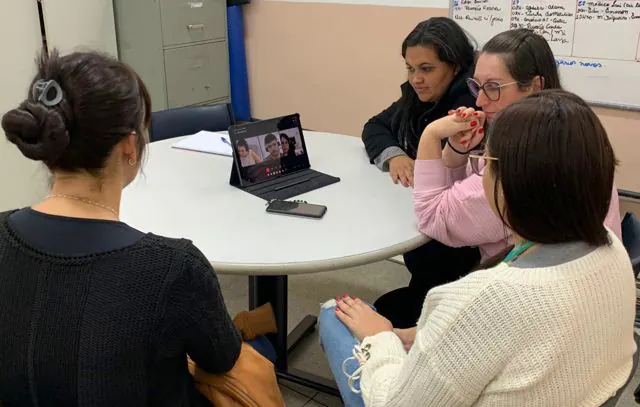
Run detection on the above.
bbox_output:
[243,0,640,197]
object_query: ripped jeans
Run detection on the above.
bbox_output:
[318,299,367,407]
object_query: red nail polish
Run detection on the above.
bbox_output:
[473,112,479,116]
[470,120,478,127]
[479,128,484,134]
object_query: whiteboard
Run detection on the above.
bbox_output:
[450,0,640,110]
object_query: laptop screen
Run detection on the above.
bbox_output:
[229,114,310,186]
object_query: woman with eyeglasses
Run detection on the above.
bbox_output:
[319,90,635,407]
[378,28,621,332]
[412,27,621,268]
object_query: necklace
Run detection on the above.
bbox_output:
[45,194,119,219]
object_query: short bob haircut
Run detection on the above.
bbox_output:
[486,89,616,246]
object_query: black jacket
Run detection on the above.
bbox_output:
[362,66,476,162]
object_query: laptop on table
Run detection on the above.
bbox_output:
[228,113,340,201]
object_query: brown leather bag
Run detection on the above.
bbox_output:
[188,343,285,407]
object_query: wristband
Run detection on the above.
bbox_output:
[446,139,470,155]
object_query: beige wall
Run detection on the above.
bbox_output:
[244,0,640,196]
[0,1,118,211]
[41,0,118,56]
[0,2,49,210]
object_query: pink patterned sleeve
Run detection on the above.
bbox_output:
[605,186,622,240]
[412,160,505,248]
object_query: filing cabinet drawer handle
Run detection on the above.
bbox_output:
[188,1,204,7]
[187,24,205,30]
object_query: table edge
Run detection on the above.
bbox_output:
[213,235,430,275]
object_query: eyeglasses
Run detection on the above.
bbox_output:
[466,78,519,102]
[468,150,498,176]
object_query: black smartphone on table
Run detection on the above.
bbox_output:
[265,200,327,219]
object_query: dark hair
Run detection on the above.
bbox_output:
[280,133,295,157]
[1,50,151,175]
[236,139,249,150]
[392,17,476,154]
[264,133,277,145]
[482,29,561,91]
[487,89,616,246]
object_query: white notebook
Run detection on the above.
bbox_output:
[171,131,233,157]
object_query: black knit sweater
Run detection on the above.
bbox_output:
[0,210,241,406]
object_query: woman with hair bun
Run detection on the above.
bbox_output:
[0,50,275,406]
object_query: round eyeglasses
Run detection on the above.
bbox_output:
[466,78,519,102]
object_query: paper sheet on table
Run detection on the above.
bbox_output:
[171,131,233,157]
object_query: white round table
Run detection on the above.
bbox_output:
[121,131,428,275]
[121,130,428,395]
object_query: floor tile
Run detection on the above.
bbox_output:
[279,378,318,398]
[313,391,345,407]
[280,384,313,407]
[288,330,333,381]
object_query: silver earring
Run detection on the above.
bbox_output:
[128,158,136,166]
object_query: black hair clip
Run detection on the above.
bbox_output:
[32,79,64,107]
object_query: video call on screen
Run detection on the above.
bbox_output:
[232,115,310,184]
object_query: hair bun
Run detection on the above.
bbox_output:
[1,101,69,162]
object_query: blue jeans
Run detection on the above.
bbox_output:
[318,300,366,407]
[246,336,277,364]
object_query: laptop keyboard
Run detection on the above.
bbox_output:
[246,169,332,200]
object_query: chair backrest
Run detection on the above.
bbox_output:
[149,103,235,142]
[621,212,640,278]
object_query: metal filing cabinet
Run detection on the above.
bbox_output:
[113,0,230,111]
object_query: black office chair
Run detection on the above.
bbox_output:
[149,103,235,142]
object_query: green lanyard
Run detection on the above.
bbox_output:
[503,241,536,264]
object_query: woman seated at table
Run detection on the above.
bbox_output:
[382,28,623,329]
[320,89,636,407]
[413,28,621,263]
[361,16,482,328]
[0,50,276,406]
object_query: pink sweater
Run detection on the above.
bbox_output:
[413,159,622,261]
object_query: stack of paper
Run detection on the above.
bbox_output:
[171,131,233,157]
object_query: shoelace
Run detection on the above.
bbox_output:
[342,343,372,393]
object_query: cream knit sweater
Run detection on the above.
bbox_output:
[360,236,637,406]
